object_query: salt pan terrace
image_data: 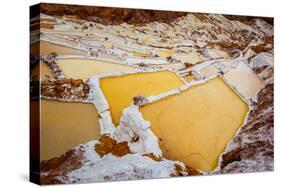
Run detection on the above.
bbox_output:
[31,13,268,169]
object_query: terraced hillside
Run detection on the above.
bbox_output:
[30,4,274,184]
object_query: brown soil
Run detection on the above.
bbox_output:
[95,135,130,157]
[40,146,85,184]
[39,3,273,26]
[40,3,186,25]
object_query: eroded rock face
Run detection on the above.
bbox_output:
[40,3,273,26]
[40,3,187,25]
[219,79,274,173]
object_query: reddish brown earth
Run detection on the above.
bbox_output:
[40,3,273,26]
[40,147,85,184]
[40,3,186,25]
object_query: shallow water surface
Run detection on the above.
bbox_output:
[100,70,185,125]
[57,58,135,81]
[224,62,263,99]
[41,99,100,161]
[140,77,249,171]
[40,41,87,56]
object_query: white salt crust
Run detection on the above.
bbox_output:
[57,139,186,183]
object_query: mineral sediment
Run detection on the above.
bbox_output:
[41,77,90,100]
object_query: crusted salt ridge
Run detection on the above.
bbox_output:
[114,105,163,157]
[66,153,183,183]
[50,138,186,183]
[146,62,253,108]
[55,55,141,68]
[41,34,170,66]
[41,35,172,66]
[178,50,245,77]
[85,69,186,155]
[179,51,262,102]
[146,74,219,105]
[87,68,186,136]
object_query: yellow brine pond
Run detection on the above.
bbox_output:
[140,77,249,171]
[40,99,100,161]
[100,70,185,125]
[57,58,135,81]
[40,40,87,56]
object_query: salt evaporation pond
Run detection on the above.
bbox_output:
[224,62,263,99]
[57,58,135,81]
[40,41,87,56]
[140,77,249,171]
[40,99,100,161]
[100,70,185,125]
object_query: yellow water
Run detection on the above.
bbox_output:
[140,77,248,171]
[57,58,135,81]
[224,62,263,99]
[40,99,100,161]
[40,41,87,56]
[100,70,185,125]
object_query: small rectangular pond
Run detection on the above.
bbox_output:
[40,41,87,56]
[40,99,100,161]
[57,58,135,81]
[224,62,263,99]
